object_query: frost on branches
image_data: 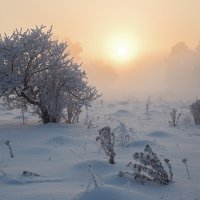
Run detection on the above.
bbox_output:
[96,126,115,164]
[0,25,99,124]
[119,144,173,185]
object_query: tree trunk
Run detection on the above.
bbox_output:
[40,106,51,124]
[109,155,115,164]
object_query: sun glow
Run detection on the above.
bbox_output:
[117,46,128,56]
[106,34,138,63]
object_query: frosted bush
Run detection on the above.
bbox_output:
[0,25,99,124]
[190,100,200,125]
[181,113,193,125]
[119,144,173,185]
[96,126,115,164]
[85,100,103,128]
[113,122,130,147]
[168,108,181,127]
[145,96,151,118]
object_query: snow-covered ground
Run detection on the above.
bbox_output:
[0,98,200,200]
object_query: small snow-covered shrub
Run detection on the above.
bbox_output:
[181,113,193,125]
[84,106,95,128]
[113,122,130,147]
[87,119,95,129]
[168,108,181,126]
[96,126,115,164]
[85,100,103,128]
[119,144,173,185]
[190,100,200,125]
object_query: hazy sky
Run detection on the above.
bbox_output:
[1,0,200,58]
[1,0,200,99]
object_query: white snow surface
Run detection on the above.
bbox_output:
[0,98,200,200]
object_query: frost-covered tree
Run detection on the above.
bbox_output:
[0,26,99,124]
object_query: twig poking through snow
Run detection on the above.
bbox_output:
[22,170,40,177]
[88,164,98,188]
[0,169,6,176]
[87,163,103,191]
[5,140,14,158]
[164,158,173,182]
[68,149,82,159]
[182,158,191,179]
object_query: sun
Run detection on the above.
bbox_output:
[116,45,130,59]
[112,41,132,62]
[106,35,138,63]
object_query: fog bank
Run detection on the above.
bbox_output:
[84,42,200,101]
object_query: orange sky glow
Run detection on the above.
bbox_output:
[1,0,200,99]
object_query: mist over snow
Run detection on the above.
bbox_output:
[83,42,200,101]
[165,42,200,98]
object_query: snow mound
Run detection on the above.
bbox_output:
[0,175,63,185]
[47,136,71,146]
[148,131,171,137]
[113,109,131,116]
[118,101,129,105]
[72,160,113,174]
[19,146,53,155]
[75,185,152,200]
[129,139,155,147]
[107,103,116,107]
